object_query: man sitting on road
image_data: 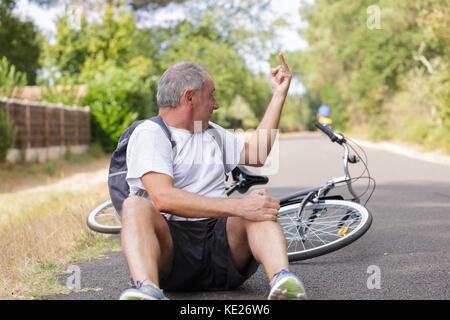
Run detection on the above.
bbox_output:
[118,53,307,300]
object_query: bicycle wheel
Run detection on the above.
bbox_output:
[86,200,122,234]
[278,199,372,262]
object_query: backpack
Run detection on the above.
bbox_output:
[107,116,226,216]
[107,116,175,216]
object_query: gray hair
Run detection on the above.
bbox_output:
[157,62,207,109]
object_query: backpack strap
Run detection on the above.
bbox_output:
[149,116,176,148]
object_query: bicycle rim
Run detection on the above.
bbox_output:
[278,200,372,262]
[86,200,122,234]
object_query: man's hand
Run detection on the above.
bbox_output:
[237,189,280,222]
[269,52,292,95]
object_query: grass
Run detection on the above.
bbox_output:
[11,233,121,299]
[0,151,122,300]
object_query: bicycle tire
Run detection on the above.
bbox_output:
[278,199,372,262]
[86,200,122,234]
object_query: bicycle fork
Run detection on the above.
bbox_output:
[295,192,325,242]
[294,190,358,241]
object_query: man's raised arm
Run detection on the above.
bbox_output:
[240,52,292,167]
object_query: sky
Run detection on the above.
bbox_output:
[14,0,307,52]
[13,0,308,94]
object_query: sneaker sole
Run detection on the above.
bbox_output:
[268,278,308,300]
[119,290,158,300]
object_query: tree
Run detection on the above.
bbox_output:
[39,0,285,149]
[80,64,156,152]
[43,0,276,115]
[293,1,430,125]
[158,19,273,120]
[0,0,41,84]
[43,4,145,81]
[292,0,449,151]
[29,0,188,16]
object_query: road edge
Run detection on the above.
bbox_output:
[276,131,450,167]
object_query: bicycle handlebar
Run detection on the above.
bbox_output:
[315,122,345,144]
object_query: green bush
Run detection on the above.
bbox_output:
[0,108,17,161]
[0,56,27,97]
[80,65,158,152]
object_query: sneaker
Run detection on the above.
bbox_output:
[119,282,168,300]
[268,269,307,300]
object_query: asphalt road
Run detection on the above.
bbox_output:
[43,133,450,300]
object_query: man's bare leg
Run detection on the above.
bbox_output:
[120,196,173,287]
[227,217,307,300]
[226,217,289,281]
[227,217,306,299]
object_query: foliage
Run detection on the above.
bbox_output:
[0,57,27,97]
[37,74,79,105]
[279,94,318,132]
[40,1,278,152]
[159,20,272,117]
[133,0,278,118]
[381,59,450,152]
[291,0,449,152]
[0,0,41,84]
[44,5,144,81]
[0,108,17,162]
[214,95,259,129]
[185,0,276,61]
[80,64,157,152]
[29,0,188,12]
[43,5,160,151]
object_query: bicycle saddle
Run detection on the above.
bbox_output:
[231,165,269,194]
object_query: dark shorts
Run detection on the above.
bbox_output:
[159,217,259,292]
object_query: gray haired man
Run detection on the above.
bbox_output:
[119,53,307,300]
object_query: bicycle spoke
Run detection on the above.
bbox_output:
[304,228,328,246]
[278,200,370,258]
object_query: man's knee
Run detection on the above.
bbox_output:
[227,217,279,240]
[122,196,160,222]
[244,219,280,230]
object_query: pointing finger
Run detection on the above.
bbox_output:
[278,52,289,70]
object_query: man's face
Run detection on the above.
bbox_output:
[192,72,219,130]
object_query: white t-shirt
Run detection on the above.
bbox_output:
[126,119,244,221]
